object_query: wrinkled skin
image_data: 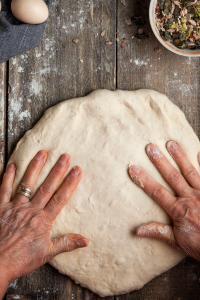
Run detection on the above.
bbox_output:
[0,151,89,299]
[129,141,200,261]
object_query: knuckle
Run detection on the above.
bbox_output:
[39,185,53,197]
[168,171,181,184]
[152,186,166,199]
[53,193,66,205]
[184,168,197,178]
[29,217,39,229]
[20,181,33,189]
[170,200,187,219]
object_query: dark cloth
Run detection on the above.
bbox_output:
[0,0,53,63]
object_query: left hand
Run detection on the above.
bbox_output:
[128,141,200,261]
[0,151,89,296]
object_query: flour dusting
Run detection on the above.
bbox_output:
[18,110,31,121]
[30,79,43,95]
[134,59,147,66]
[9,98,22,124]
[44,38,56,51]
[9,278,18,288]
[9,95,31,133]
[18,66,24,73]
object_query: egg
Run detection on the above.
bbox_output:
[11,0,49,24]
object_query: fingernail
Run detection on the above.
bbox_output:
[146,144,163,158]
[72,166,81,177]
[128,165,141,176]
[7,163,15,171]
[136,226,149,237]
[167,141,178,152]
[59,154,70,165]
[75,237,89,248]
[36,151,45,160]
[146,144,152,155]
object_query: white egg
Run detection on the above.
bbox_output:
[11,0,49,24]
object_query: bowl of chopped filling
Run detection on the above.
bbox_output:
[150,0,200,56]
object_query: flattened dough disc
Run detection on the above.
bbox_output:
[9,89,199,296]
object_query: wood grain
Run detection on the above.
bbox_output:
[0,62,7,182]
[6,0,116,299]
[117,0,200,299]
[7,0,116,158]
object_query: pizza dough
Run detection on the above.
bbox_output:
[8,89,200,296]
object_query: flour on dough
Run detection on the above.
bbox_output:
[9,90,199,296]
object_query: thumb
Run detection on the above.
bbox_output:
[51,233,89,255]
[136,222,180,250]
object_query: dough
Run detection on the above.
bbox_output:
[9,89,199,297]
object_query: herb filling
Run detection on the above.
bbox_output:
[156,0,200,49]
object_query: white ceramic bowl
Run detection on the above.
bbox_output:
[149,0,200,57]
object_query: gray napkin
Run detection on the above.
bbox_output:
[0,0,53,63]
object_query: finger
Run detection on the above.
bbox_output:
[198,152,200,166]
[44,166,82,221]
[167,141,200,190]
[13,151,47,205]
[128,165,176,217]
[146,144,192,196]
[136,222,181,251]
[0,164,16,205]
[32,154,71,207]
[50,233,89,256]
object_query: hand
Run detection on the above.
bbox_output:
[0,151,89,297]
[128,141,200,261]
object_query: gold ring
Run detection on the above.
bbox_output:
[17,185,33,200]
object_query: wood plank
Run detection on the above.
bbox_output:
[6,0,116,299]
[117,0,200,299]
[7,0,116,158]
[0,62,7,181]
[6,295,31,300]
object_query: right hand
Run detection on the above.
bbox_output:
[128,141,200,261]
[0,151,89,291]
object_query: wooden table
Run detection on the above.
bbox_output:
[1,0,200,299]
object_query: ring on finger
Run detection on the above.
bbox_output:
[17,185,33,201]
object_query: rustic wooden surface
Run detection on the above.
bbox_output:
[0,62,6,182]
[1,0,200,299]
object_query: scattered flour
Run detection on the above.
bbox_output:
[9,95,31,133]
[134,59,148,66]
[180,83,193,93]
[35,52,42,58]
[30,79,43,95]
[9,279,18,289]
[44,38,56,51]
[9,98,23,124]
[18,66,24,73]
[18,110,31,121]
[12,58,17,65]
